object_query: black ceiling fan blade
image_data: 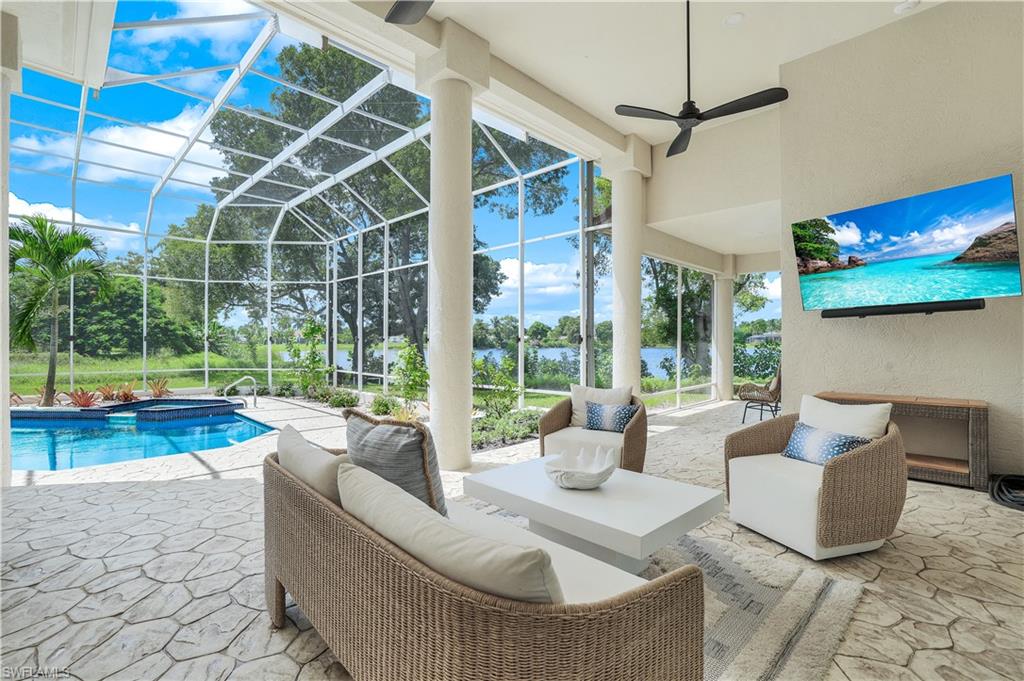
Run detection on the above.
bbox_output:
[667,128,692,157]
[699,87,789,121]
[385,1,434,25]
[614,104,682,122]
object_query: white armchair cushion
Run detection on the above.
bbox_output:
[543,426,624,463]
[799,394,892,439]
[569,384,632,427]
[729,453,884,560]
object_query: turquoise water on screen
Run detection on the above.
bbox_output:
[799,253,1023,310]
[11,415,274,471]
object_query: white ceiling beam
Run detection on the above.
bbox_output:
[150,19,277,200]
[113,12,270,31]
[104,64,235,88]
[217,70,391,208]
[282,121,431,211]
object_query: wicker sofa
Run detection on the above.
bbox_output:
[724,414,907,560]
[264,451,704,681]
[539,396,648,473]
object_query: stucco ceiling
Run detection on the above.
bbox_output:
[427,1,936,146]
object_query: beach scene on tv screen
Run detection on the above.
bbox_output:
[792,174,1021,311]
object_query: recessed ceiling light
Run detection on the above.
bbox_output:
[894,1,921,15]
[723,12,745,27]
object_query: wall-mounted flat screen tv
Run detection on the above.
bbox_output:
[791,174,1020,313]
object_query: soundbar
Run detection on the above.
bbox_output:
[820,298,986,319]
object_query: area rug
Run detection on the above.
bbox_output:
[644,535,862,681]
[475,500,863,681]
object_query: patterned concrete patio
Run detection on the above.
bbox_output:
[3,399,1022,680]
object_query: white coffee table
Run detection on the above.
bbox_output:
[463,458,725,573]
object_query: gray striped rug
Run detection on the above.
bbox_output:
[644,536,862,681]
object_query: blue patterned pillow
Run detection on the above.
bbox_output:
[585,400,639,433]
[783,421,871,465]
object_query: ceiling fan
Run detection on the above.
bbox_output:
[385,1,434,25]
[615,0,788,157]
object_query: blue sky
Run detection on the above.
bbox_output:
[823,174,1017,262]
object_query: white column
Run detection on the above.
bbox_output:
[713,274,735,401]
[610,168,644,392]
[1,11,21,487]
[604,135,651,394]
[417,19,490,470]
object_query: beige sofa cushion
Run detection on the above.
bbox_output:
[277,426,348,505]
[337,462,564,603]
[569,384,632,427]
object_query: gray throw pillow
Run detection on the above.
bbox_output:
[342,409,448,516]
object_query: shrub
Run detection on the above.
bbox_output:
[255,384,271,396]
[96,384,117,401]
[218,384,239,397]
[271,383,296,397]
[473,356,520,415]
[308,384,333,402]
[471,410,541,450]
[370,394,401,416]
[390,340,429,406]
[68,389,100,408]
[327,389,359,409]
[285,318,329,395]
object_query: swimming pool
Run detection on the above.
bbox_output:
[11,414,274,471]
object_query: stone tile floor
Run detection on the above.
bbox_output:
[2,398,1022,680]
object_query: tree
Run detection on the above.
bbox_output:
[526,321,551,344]
[146,43,569,366]
[792,218,839,262]
[10,216,110,405]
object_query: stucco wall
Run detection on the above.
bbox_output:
[779,1,1024,473]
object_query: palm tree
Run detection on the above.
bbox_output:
[10,215,110,406]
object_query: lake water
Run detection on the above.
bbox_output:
[798,253,1023,310]
[334,346,683,379]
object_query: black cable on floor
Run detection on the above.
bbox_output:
[989,474,1024,512]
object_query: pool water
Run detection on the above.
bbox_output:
[11,415,274,471]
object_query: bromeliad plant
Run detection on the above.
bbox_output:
[10,215,111,407]
[115,381,139,403]
[96,384,117,401]
[147,378,173,397]
[68,389,100,408]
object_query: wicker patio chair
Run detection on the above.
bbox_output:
[539,395,648,473]
[724,414,907,558]
[736,367,781,423]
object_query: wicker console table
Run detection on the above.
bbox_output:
[816,392,989,491]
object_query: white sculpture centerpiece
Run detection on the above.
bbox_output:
[544,447,618,490]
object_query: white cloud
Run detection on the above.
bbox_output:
[830,220,863,247]
[763,275,782,301]
[929,221,972,248]
[495,257,579,303]
[8,193,143,254]
[118,0,264,64]
[865,230,883,244]
[11,105,224,187]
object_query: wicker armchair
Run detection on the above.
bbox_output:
[736,368,781,423]
[724,414,907,559]
[264,453,704,681]
[539,396,648,473]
